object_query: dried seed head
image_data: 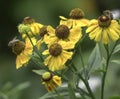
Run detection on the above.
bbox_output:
[22,16,35,24]
[55,25,70,39]
[69,8,84,19]
[98,15,111,27]
[49,43,62,57]
[39,26,47,37]
[8,38,25,55]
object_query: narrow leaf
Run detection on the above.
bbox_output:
[111,60,120,65]
[38,92,68,99]
[32,69,46,75]
[86,43,101,77]
[109,95,120,99]
[113,44,120,54]
[68,82,76,99]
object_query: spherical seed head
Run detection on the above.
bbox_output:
[39,26,47,37]
[55,25,70,39]
[42,72,53,82]
[49,43,62,57]
[98,15,111,27]
[22,16,35,24]
[11,40,25,55]
[69,8,84,19]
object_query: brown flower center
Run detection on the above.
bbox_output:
[69,8,84,19]
[42,72,53,82]
[22,16,35,24]
[49,43,62,57]
[55,25,70,39]
[12,41,25,55]
[39,26,47,37]
[98,15,111,27]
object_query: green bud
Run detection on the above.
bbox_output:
[42,72,52,81]
[18,24,31,34]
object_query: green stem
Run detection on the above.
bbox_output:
[101,42,118,99]
[72,64,95,99]
[25,32,44,61]
[76,86,90,97]
[55,89,63,99]
[78,73,95,99]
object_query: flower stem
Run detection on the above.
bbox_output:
[72,64,95,99]
[101,42,118,99]
[25,32,44,61]
[55,89,63,99]
[78,73,95,99]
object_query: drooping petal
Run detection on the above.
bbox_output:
[102,29,109,44]
[94,27,102,41]
[86,24,98,33]
[108,27,119,41]
[16,53,29,69]
[47,26,55,36]
[42,50,49,55]
[59,41,75,50]
[69,26,82,44]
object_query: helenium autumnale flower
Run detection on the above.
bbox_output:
[42,72,62,92]
[59,8,89,28]
[18,17,43,39]
[44,25,82,45]
[86,10,120,44]
[8,37,36,69]
[42,41,74,71]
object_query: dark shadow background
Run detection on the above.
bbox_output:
[0,0,120,99]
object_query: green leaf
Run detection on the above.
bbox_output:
[68,82,77,99]
[32,69,46,75]
[111,60,120,65]
[113,44,120,54]
[86,43,101,77]
[109,96,120,99]
[38,91,68,99]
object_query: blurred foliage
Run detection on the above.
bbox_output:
[0,82,30,99]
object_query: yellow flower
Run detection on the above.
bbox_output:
[44,25,82,45]
[86,15,120,44]
[8,37,36,69]
[59,8,89,28]
[18,17,43,39]
[42,41,74,71]
[42,72,62,92]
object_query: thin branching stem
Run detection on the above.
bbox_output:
[101,41,118,99]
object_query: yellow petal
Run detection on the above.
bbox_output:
[47,26,55,36]
[59,16,67,20]
[94,28,102,41]
[59,41,75,50]
[36,39,43,50]
[77,19,89,27]
[53,76,62,86]
[102,29,109,44]
[42,50,49,55]
[108,27,119,41]
[69,26,82,43]
[89,27,101,40]
[16,53,29,69]
[86,25,98,33]
[44,35,58,45]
